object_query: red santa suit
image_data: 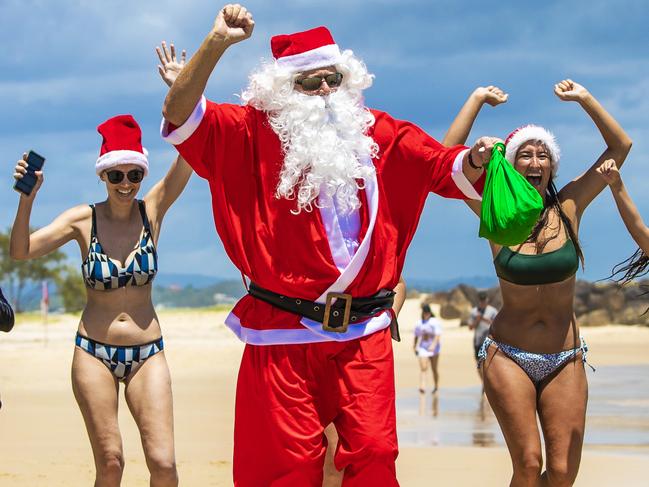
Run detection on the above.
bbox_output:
[161,26,482,487]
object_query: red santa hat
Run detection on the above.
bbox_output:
[96,115,149,176]
[271,26,342,73]
[505,124,561,177]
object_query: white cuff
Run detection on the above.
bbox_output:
[451,149,482,201]
[160,96,207,145]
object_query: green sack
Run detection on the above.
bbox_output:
[479,142,544,246]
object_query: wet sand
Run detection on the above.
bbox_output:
[0,300,647,486]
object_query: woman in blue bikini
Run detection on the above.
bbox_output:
[10,42,189,487]
[444,80,631,486]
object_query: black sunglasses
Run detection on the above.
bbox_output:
[295,72,343,91]
[106,169,144,184]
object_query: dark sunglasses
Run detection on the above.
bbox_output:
[106,169,144,184]
[295,72,344,91]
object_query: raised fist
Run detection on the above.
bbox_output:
[213,4,255,45]
[475,85,508,107]
[554,79,589,102]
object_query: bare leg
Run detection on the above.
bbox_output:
[430,355,440,392]
[71,347,123,487]
[482,344,543,487]
[537,356,588,487]
[322,424,344,487]
[124,352,178,487]
[418,356,429,393]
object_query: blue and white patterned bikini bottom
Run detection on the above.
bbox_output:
[75,332,164,381]
[477,336,594,384]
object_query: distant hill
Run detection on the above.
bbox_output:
[153,273,225,289]
[153,279,246,308]
[404,275,497,292]
[7,274,498,311]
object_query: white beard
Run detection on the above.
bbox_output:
[242,64,379,214]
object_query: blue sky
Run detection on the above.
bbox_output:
[1,0,648,283]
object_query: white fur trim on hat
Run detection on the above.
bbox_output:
[505,125,561,178]
[275,44,342,73]
[96,150,149,176]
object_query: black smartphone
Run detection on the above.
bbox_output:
[13,150,46,197]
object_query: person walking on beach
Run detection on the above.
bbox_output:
[10,44,191,487]
[468,292,497,367]
[160,4,501,485]
[443,79,632,486]
[413,304,442,393]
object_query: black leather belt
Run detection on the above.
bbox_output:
[248,282,399,340]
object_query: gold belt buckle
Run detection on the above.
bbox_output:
[322,292,352,333]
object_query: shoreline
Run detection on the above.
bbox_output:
[1,302,648,485]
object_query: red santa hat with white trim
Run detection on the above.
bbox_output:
[271,26,342,73]
[505,124,561,178]
[96,115,149,176]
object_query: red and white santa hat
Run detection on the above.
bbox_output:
[96,115,149,176]
[271,26,342,73]
[505,124,561,177]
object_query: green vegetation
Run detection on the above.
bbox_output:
[55,266,86,312]
[0,227,66,312]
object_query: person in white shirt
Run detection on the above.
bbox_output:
[413,304,442,393]
[469,292,498,363]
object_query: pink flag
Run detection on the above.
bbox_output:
[41,281,49,306]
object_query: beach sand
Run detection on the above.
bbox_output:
[0,298,647,486]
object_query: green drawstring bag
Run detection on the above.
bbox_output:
[479,142,544,246]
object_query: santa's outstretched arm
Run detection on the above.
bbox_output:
[162,4,255,127]
[461,137,503,184]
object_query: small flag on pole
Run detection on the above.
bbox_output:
[41,281,49,308]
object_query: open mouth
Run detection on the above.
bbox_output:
[526,174,542,187]
[117,189,134,196]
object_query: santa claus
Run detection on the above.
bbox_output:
[161,4,498,486]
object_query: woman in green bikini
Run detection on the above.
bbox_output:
[444,80,631,486]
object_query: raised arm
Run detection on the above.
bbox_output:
[162,4,254,126]
[556,79,632,217]
[440,87,507,215]
[146,42,194,233]
[10,154,86,260]
[597,159,649,254]
[442,86,508,147]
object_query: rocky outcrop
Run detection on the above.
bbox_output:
[422,280,649,327]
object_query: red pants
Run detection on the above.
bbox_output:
[233,327,399,486]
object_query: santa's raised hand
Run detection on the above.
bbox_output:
[554,79,589,103]
[470,136,505,168]
[213,4,255,45]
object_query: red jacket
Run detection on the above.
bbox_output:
[162,97,482,344]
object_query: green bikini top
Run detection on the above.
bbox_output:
[494,234,579,286]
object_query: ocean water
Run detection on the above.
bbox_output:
[397,365,649,455]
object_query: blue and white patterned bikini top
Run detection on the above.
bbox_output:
[82,200,158,290]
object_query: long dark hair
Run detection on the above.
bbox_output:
[608,247,649,285]
[525,180,585,268]
[421,304,435,320]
